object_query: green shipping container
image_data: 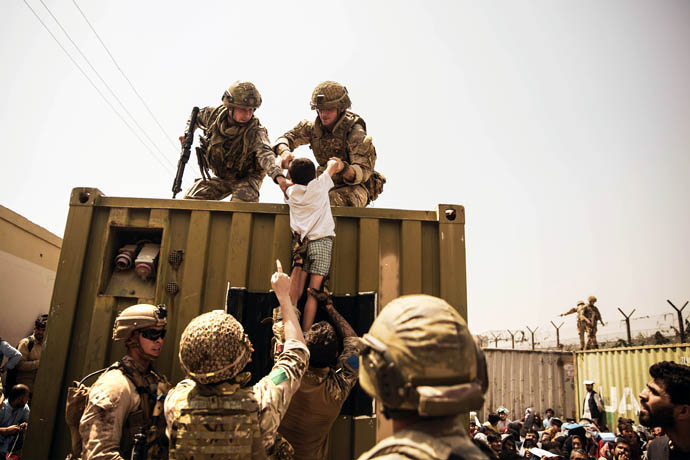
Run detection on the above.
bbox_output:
[25,187,467,460]
[574,344,690,428]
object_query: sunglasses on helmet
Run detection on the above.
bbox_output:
[140,329,167,341]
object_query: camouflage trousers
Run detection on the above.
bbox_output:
[184,175,263,202]
[577,321,587,350]
[586,325,599,349]
[329,184,368,207]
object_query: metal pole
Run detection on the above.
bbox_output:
[617,308,636,346]
[526,326,538,351]
[667,300,688,343]
[550,321,564,348]
[507,330,516,349]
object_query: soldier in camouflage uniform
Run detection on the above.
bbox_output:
[182,81,290,201]
[585,296,605,350]
[356,295,491,460]
[79,304,170,460]
[273,81,385,207]
[164,261,309,459]
[560,300,592,350]
[278,290,360,460]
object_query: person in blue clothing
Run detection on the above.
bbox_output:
[0,384,30,457]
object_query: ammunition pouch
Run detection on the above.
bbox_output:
[365,170,386,204]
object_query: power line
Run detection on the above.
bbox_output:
[36,0,175,170]
[21,0,173,174]
[71,0,181,152]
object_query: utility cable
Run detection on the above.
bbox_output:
[71,0,181,152]
[22,0,174,174]
[37,0,175,170]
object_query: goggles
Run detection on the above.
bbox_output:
[140,329,166,341]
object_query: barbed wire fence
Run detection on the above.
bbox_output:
[477,299,689,351]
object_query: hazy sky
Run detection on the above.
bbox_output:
[1,1,688,338]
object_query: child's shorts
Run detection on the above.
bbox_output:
[304,237,333,276]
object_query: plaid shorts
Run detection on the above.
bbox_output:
[304,237,333,276]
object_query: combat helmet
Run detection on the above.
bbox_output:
[310,81,351,110]
[178,310,253,385]
[577,300,585,306]
[358,295,488,418]
[588,296,597,304]
[222,81,262,109]
[112,304,167,341]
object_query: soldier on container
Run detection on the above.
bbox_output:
[79,304,170,459]
[356,294,490,460]
[182,81,290,201]
[278,290,360,460]
[560,301,591,350]
[164,260,309,459]
[273,81,385,207]
[585,296,605,349]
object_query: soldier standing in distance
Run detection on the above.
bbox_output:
[273,81,385,207]
[164,260,309,459]
[560,301,592,350]
[585,296,605,349]
[79,304,170,459]
[356,295,491,460]
[182,81,290,201]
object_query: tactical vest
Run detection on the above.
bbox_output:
[310,110,366,167]
[201,106,264,179]
[117,359,169,460]
[170,383,266,460]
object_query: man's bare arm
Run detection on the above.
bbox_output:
[321,295,356,338]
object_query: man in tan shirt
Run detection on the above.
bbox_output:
[15,314,47,393]
[278,291,360,460]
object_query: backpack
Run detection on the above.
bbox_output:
[65,367,109,458]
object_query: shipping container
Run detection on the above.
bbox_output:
[25,187,467,460]
[480,349,576,423]
[0,205,61,348]
[574,344,690,428]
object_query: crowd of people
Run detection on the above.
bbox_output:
[467,362,690,460]
[0,314,47,457]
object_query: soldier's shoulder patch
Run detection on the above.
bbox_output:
[268,368,288,386]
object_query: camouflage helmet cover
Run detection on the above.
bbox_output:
[222,81,262,109]
[310,81,351,110]
[179,310,253,384]
[358,295,487,416]
[588,296,597,303]
[112,304,167,341]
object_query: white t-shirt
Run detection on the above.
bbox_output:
[285,173,336,241]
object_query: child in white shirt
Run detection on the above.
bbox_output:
[284,156,344,331]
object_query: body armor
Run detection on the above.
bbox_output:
[310,111,365,183]
[200,106,264,179]
[169,383,265,460]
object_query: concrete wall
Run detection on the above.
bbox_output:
[0,205,62,348]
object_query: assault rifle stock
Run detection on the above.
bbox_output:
[172,106,200,198]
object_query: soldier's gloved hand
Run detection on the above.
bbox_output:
[179,135,185,147]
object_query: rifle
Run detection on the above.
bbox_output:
[172,106,200,198]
